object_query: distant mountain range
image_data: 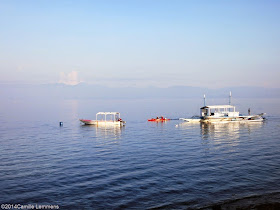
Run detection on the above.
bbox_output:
[1,83,280,100]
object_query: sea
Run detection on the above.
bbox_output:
[1,97,280,209]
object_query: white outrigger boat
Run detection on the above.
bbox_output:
[181,93,265,123]
[200,105,265,123]
[80,112,126,126]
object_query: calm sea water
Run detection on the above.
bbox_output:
[1,98,280,209]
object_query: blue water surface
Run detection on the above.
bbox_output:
[1,98,280,209]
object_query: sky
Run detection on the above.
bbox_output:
[0,0,279,88]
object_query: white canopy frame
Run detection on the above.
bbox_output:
[96,112,121,122]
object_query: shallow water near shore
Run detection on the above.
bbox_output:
[1,98,280,209]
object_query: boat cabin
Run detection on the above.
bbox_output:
[200,105,239,118]
[96,112,121,122]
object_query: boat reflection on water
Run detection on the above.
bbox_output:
[200,122,264,141]
[177,121,264,142]
[80,124,124,140]
[95,125,124,140]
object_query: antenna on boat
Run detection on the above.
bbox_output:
[204,94,206,106]
[229,91,232,105]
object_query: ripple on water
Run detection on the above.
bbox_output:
[1,110,280,209]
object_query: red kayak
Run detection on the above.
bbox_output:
[148,118,170,122]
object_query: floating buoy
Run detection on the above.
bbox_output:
[59,122,63,126]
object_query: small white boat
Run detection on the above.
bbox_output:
[80,112,126,126]
[180,116,201,123]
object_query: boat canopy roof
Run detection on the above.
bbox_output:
[96,112,121,121]
[97,112,120,115]
[200,105,235,109]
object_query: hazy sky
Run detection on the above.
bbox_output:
[0,0,279,88]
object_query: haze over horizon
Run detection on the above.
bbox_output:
[1,0,279,88]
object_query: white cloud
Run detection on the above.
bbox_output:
[58,71,81,85]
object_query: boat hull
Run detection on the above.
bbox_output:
[200,116,264,123]
[181,119,201,123]
[80,119,125,126]
[148,119,170,122]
